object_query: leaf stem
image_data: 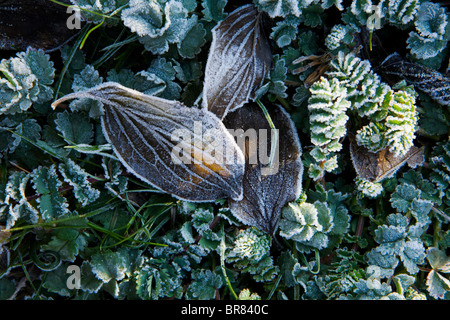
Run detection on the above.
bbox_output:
[256,99,279,169]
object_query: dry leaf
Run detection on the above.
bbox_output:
[202,4,272,119]
[223,103,304,234]
[380,52,450,106]
[52,82,245,202]
[349,134,424,183]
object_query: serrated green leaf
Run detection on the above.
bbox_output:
[58,159,100,207]
[186,269,222,299]
[31,165,69,221]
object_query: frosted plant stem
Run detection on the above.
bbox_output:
[256,99,279,168]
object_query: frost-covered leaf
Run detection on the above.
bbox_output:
[2,171,39,229]
[224,103,303,234]
[380,52,450,106]
[42,262,76,297]
[399,240,426,274]
[89,250,130,283]
[279,201,333,252]
[80,261,104,293]
[54,110,94,146]
[390,183,421,213]
[426,248,450,299]
[52,82,245,202]
[68,64,104,118]
[350,134,424,184]
[226,228,279,282]
[0,48,55,115]
[42,227,87,262]
[427,269,450,299]
[407,1,450,60]
[177,18,207,59]
[122,0,200,56]
[31,165,69,221]
[137,57,182,100]
[58,159,100,206]
[186,269,222,299]
[427,247,450,273]
[325,24,357,51]
[238,288,261,300]
[202,4,272,119]
[271,16,301,48]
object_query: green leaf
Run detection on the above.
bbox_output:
[54,110,94,146]
[42,262,75,297]
[42,228,87,262]
[254,0,301,18]
[177,19,207,58]
[279,201,334,252]
[399,240,426,274]
[427,270,450,299]
[201,0,227,22]
[89,250,129,283]
[80,261,103,293]
[390,183,421,213]
[0,278,15,299]
[68,65,104,118]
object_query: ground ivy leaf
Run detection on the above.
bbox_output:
[177,20,207,59]
[42,262,75,297]
[54,110,94,146]
[80,261,104,294]
[399,239,426,274]
[42,228,87,262]
[427,269,450,299]
[89,250,128,283]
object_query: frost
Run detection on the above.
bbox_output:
[426,247,450,299]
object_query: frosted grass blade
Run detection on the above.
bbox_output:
[202,4,272,119]
[52,82,245,202]
[223,103,303,234]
